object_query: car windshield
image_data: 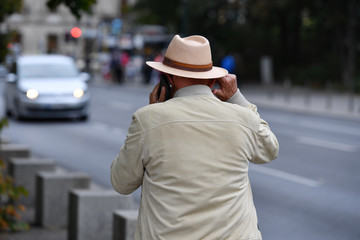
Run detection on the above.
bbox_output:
[19,63,79,79]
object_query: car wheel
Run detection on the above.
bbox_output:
[11,108,19,120]
[79,115,88,121]
[4,99,12,117]
[5,106,12,117]
[11,100,22,120]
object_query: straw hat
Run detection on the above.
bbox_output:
[146,35,228,79]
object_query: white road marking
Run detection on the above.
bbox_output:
[299,120,360,137]
[251,165,322,187]
[296,136,358,152]
[265,114,360,136]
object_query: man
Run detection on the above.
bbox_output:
[111,35,279,240]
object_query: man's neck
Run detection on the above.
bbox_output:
[171,75,215,96]
[173,85,214,98]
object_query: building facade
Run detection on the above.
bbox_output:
[5,0,123,60]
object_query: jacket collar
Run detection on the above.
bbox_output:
[173,85,215,98]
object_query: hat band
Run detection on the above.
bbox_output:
[162,57,212,72]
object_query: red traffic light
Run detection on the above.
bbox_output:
[70,27,82,38]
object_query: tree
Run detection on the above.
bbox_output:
[0,0,22,63]
[0,0,22,22]
[133,0,360,89]
[46,0,97,20]
[134,0,182,32]
[324,0,358,89]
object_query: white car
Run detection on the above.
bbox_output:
[4,55,90,120]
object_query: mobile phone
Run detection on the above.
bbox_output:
[157,74,172,101]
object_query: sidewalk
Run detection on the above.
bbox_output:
[243,84,360,120]
[1,83,359,240]
[94,80,360,120]
[0,208,66,240]
[1,227,66,240]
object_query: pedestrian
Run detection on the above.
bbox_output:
[221,53,236,73]
[110,51,122,83]
[111,34,279,240]
[120,51,130,82]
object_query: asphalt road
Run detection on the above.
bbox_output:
[1,82,359,240]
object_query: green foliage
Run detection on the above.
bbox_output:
[0,33,11,64]
[0,117,9,133]
[0,117,9,144]
[133,0,360,90]
[0,117,8,142]
[134,0,182,31]
[0,0,22,63]
[0,118,29,232]
[0,0,22,22]
[0,159,29,232]
[46,0,97,19]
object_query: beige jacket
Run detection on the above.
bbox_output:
[111,85,279,240]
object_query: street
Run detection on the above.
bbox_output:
[1,81,359,240]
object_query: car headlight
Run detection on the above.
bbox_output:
[26,89,39,100]
[73,88,84,98]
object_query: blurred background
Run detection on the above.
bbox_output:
[0,1,360,240]
[1,0,360,92]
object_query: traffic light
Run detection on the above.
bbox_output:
[65,27,82,43]
[71,27,82,38]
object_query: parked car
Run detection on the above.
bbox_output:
[4,55,90,120]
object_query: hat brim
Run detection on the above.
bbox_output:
[146,61,228,79]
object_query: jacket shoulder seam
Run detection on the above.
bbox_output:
[143,119,258,134]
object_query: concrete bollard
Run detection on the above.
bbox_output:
[35,171,90,228]
[113,210,138,240]
[9,157,56,208]
[68,189,138,240]
[0,144,30,166]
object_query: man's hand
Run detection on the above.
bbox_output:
[149,83,166,104]
[212,74,238,101]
